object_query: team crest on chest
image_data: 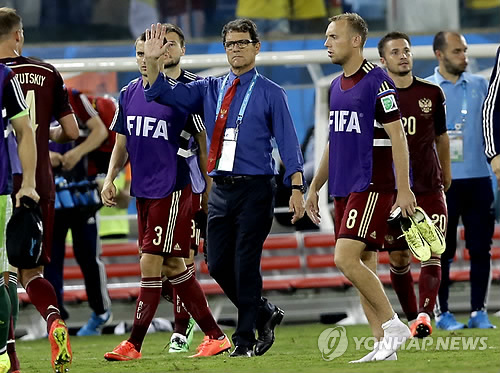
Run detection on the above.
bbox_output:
[418,98,432,114]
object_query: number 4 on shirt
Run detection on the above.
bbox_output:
[24,89,38,131]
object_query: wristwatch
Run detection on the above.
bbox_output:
[291,184,307,194]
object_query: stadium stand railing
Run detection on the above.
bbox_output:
[17,226,500,305]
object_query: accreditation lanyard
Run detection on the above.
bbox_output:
[214,72,258,172]
[458,81,468,129]
[215,71,259,133]
[449,80,468,162]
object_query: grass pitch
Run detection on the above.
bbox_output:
[17,317,499,373]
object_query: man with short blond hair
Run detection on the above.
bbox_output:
[306,13,415,362]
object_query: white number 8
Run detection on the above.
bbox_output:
[346,209,358,229]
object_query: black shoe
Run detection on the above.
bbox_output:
[229,345,254,357]
[255,306,284,356]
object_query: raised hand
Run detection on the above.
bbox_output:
[144,23,168,60]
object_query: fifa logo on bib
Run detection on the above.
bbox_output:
[330,110,361,133]
[126,115,170,140]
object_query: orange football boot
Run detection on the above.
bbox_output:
[411,313,432,338]
[189,335,231,357]
[49,319,72,373]
[104,340,142,361]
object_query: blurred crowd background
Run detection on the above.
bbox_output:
[2,0,499,43]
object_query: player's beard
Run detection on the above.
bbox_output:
[164,57,180,69]
[443,55,466,76]
[387,64,411,77]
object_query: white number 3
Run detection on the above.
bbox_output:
[153,226,162,246]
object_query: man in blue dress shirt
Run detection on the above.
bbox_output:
[427,31,496,330]
[143,19,306,357]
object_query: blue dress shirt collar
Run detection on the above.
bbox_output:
[228,67,257,85]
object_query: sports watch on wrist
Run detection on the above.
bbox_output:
[291,184,307,194]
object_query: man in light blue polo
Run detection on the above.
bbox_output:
[426,31,495,330]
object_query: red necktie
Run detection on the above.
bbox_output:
[207,78,240,172]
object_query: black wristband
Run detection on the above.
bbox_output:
[291,184,306,194]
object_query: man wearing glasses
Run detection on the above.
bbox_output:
[143,19,306,357]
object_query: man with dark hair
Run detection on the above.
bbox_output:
[102,29,229,362]
[306,13,415,362]
[432,32,447,54]
[143,18,305,357]
[376,31,410,61]
[0,7,79,373]
[427,31,495,330]
[162,23,186,47]
[378,31,450,339]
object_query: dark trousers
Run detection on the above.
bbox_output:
[439,177,494,313]
[207,176,276,348]
[44,209,110,318]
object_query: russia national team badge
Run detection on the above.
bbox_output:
[381,94,398,113]
[418,98,432,113]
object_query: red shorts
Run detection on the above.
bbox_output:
[334,189,395,250]
[190,193,202,252]
[39,198,55,265]
[384,190,448,251]
[136,185,192,258]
